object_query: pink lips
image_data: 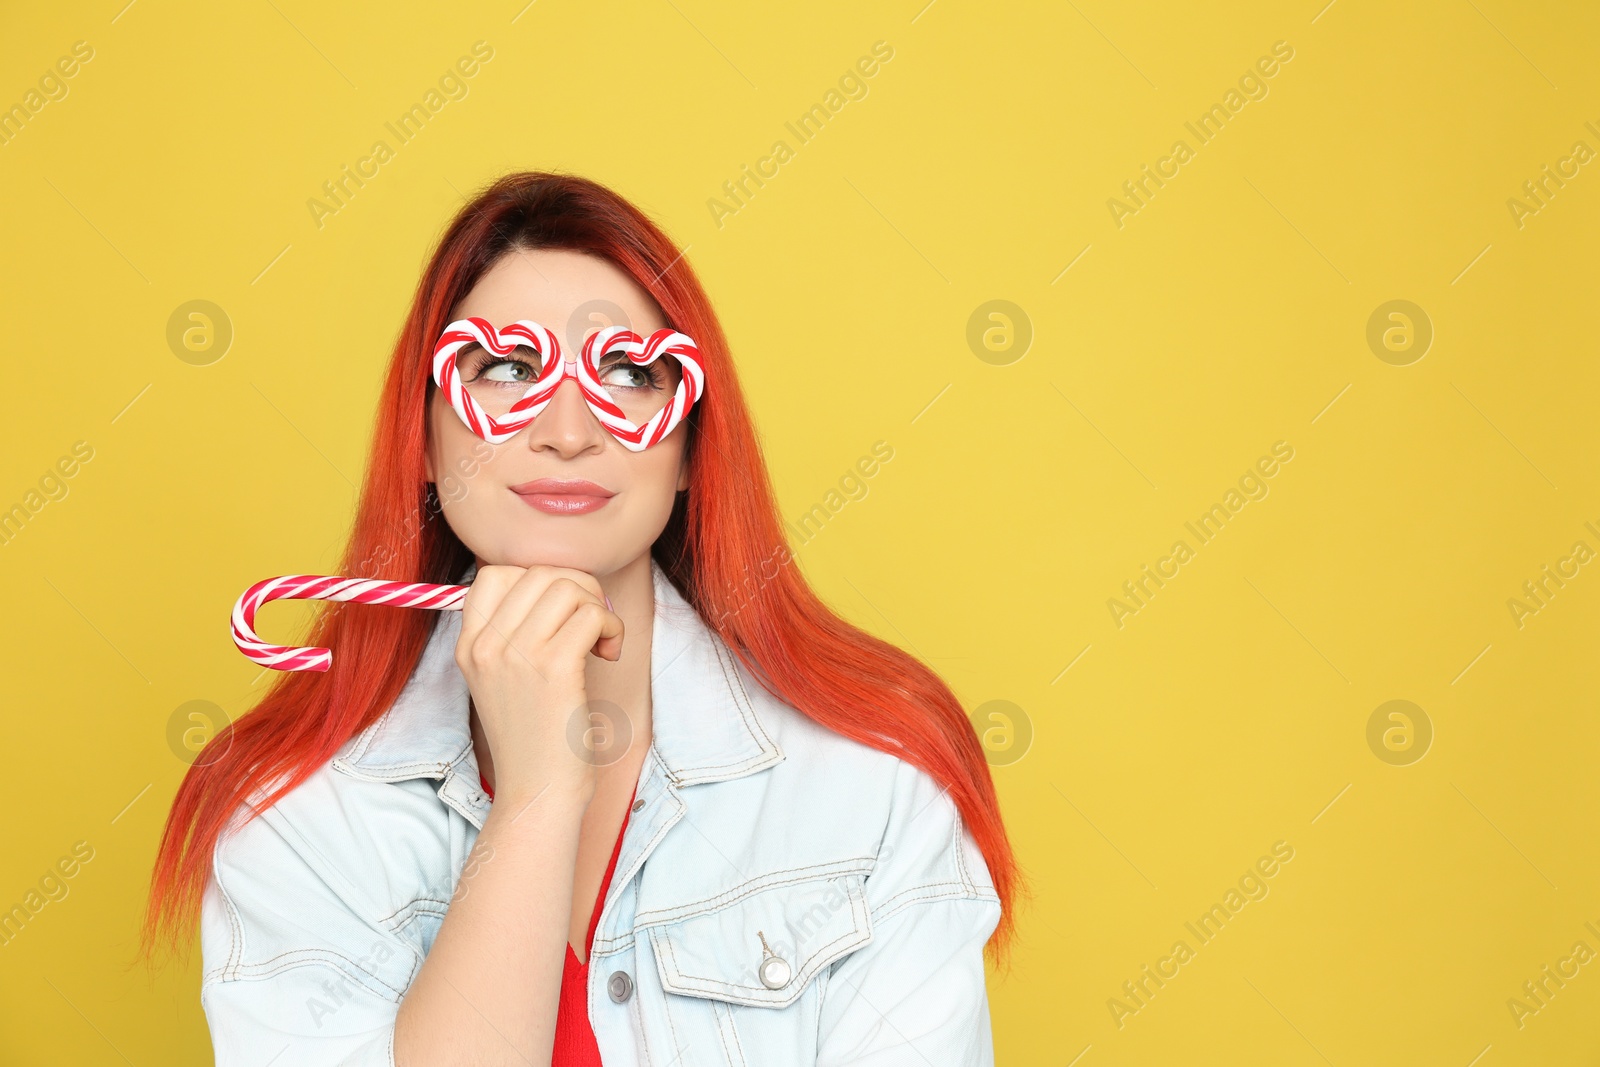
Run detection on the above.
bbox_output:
[508,478,616,515]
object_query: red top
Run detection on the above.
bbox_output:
[480,770,633,1066]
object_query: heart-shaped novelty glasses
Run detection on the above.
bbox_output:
[432,317,706,451]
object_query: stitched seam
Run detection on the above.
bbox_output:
[726,996,750,1065]
[224,944,365,972]
[397,947,422,991]
[660,639,783,782]
[713,999,738,1066]
[442,737,474,768]
[379,896,450,926]
[391,906,449,939]
[951,816,977,895]
[338,758,449,779]
[214,950,408,1000]
[335,732,469,783]
[633,860,874,926]
[650,900,870,1005]
[223,789,418,993]
[340,718,382,763]
[653,930,869,1009]
[851,876,872,945]
[216,872,242,980]
[340,703,406,771]
[636,860,865,921]
[660,944,686,1059]
[438,775,487,832]
[630,960,655,1067]
[876,879,974,915]
[716,638,778,754]
[211,832,244,980]
[813,962,830,1040]
[596,779,684,942]
[672,753,775,777]
[661,927,683,984]
[591,930,637,955]
[874,883,1000,929]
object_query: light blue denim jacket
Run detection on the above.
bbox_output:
[199,558,1001,1065]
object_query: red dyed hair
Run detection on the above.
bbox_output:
[139,171,1020,968]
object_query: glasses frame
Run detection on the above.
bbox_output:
[431,316,707,451]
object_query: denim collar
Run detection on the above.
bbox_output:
[331,558,784,789]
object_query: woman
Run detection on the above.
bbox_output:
[141,171,1020,1066]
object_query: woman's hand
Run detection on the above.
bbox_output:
[399,564,622,1066]
[453,564,625,806]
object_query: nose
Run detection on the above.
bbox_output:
[522,371,608,456]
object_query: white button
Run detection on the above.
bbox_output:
[759,955,791,989]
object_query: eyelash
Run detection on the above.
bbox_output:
[459,349,668,390]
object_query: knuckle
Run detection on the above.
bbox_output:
[479,565,521,592]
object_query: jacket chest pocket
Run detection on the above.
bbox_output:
[635,866,873,1065]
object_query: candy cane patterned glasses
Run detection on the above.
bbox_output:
[431,317,707,451]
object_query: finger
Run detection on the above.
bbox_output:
[474,565,561,657]
[456,565,525,651]
[546,599,626,664]
[591,626,624,662]
[503,576,607,658]
[491,565,604,636]
[487,568,594,648]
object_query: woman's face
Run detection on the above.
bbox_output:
[424,248,690,576]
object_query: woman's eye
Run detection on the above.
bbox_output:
[464,346,541,383]
[600,359,662,390]
[482,360,533,383]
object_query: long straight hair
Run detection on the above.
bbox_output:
[140,171,1020,965]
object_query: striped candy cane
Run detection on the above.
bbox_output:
[588,325,706,451]
[431,318,566,445]
[232,575,469,672]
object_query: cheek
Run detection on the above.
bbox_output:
[427,393,477,475]
[644,437,689,497]
[427,394,501,514]
[612,439,688,527]
[621,447,676,502]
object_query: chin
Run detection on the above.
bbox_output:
[484,540,624,574]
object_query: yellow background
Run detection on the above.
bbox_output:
[1,0,1596,1063]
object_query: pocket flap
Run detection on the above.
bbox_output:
[646,870,873,1008]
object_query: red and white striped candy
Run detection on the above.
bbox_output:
[232,575,468,672]
[587,324,706,451]
[431,317,705,451]
[431,318,565,445]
